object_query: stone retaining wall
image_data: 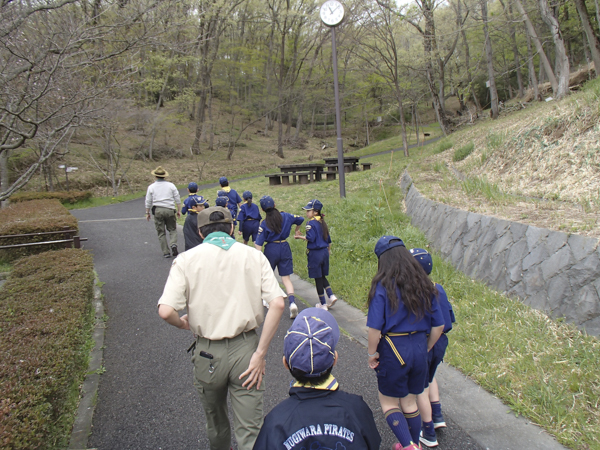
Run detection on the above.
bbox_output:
[400,171,600,336]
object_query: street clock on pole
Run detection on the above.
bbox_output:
[320,0,344,27]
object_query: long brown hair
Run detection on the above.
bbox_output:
[367,245,436,318]
[313,210,329,241]
[264,207,282,234]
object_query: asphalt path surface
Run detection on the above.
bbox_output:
[73,184,483,450]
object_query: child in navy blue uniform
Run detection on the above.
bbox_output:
[255,195,304,319]
[218,176,242,223]
[253,307,381,449]
[295,199,338,310]
[410,248,455,448]
[215,192,228,208]
[237,191,261,245]
[367,236,445,450]
[182,194,209,251]
[181,182,200,215]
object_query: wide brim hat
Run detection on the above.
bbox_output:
[151,166,168,178]
[284,307,340,377]
[410,248,433,275]
[302,199,323,211]
[197,206,234,228]
[374,235,405,258]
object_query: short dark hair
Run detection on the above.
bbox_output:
[288,365,333,386]
[200,221,233,236]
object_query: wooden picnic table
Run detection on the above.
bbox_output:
[322,156,360,172]
[277,163,325,182]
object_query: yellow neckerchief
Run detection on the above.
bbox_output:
[312,215,322,222]
[221,186,231,193]
[291,373,338,390]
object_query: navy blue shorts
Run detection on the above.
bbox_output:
[242,220,260,243]
[264,241,293,276]
[425,333,448,386]
[374,332,428,398]
[307,248,329,278]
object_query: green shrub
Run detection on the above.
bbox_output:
[0,249,95,449]
[432,139,453,154]
[453,142,475,162]
[10,191,92,205]
[0,200,78,262]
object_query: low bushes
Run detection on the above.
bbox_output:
[9,191,92,205]
[0,200,78,262]
[453,142,475,161]
[432,139,453,154]
[0,249,95,449]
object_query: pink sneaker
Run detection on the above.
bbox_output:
[392,444,421,450]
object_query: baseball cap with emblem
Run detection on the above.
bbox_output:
[215,196,228,207]
[188,182,199,191]
[243,190,253,200]
[410,248,433,275]
[284,307,340,377]
[374,235,405,258]
[302,199,323,211]
[259,195,275,210]
[219,176,228,185]
[197,206,233,228]
[151,166,168,178]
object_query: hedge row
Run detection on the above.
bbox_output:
[9,191,92,205]
[0,200,78,262]
[0,249,95,449]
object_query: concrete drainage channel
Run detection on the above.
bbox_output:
[69,274,106,450]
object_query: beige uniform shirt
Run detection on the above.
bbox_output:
[158,242,285,340]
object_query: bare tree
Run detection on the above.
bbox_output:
[538,0,570,99]
[481,0,499,118]
[574,0,600,77]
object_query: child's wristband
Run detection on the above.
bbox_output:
[368,351,378,357]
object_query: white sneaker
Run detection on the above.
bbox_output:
[326,294,338,308]
[289,302,298,319]
[315,303,328,311]
[262,299,269,309]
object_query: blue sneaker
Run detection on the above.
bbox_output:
[420,428,438,448]
[432,413,446,429]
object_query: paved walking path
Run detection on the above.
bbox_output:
[72,180,566,450]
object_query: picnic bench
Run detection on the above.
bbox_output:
[361,162,373,170]
[265,163,325,185]
[322,156,361,172]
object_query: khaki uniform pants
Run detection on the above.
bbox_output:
[153,206,177,255]
[192,331,264,450]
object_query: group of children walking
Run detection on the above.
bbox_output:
[181,176,455,449]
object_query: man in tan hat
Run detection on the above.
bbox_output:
[145,166,181,258]
[158,206,285,450]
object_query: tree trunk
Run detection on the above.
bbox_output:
[276,19,287,159]
[458,0,481,111]
[538,0,570,99]
[507,2,524,97]
[574,0,600,77]
[0,150,9,208]
[526,33,541,100]
[481,0,499,119]
[514,0,558,93]
[394,86,409,157]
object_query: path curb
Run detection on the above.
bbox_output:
[281,273,567,450]
[69,274,105,450]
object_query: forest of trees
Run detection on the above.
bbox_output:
[1,0,600,202]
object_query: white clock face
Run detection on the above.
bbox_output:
[320,0,344,27]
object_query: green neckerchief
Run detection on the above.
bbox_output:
[204,232,236,251]
[291,373,339,391]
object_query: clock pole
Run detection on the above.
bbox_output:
[331,24,346,198]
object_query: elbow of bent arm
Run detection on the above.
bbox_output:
[158,304,175,320]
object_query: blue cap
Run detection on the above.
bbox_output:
[187,182,198,192]
[243,191,253,200]
[374,236,405,258]
[189,195,206,207]
[219,176,228,185]
[410,248,433,275]
[215,196,228,207]
[217,190,227,197]
[284,307,340,377]
[260,195,275,210]
[302,199,323,211]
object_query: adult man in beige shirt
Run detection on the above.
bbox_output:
[158,206,285,450]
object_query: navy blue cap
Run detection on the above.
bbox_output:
[260,195,275,210]
[410,248,433,275]
[217,190,227,197]
[374,236,405,258]
[284,307,340,377]
[219,176,228,185]
[302,199,323,211]
[243,190,253,200]
[215,196,227,207]
[188,182,198,192]
[188,195,206,207]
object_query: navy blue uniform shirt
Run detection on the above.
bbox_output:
[255,212,304,246]
[367,282,445,334]
[435,283,455,333]
[237,202,261,232]
[305,218,331,250]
